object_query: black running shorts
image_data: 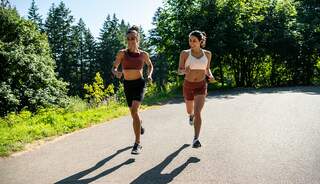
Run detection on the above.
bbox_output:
[123,78,146,107]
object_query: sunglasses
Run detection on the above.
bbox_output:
[127,37,137,41]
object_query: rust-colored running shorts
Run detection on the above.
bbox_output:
[183,80,207,101]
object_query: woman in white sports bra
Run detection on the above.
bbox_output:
[178,30,214,148]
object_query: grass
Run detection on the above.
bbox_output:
[0,101,129,157]
[0,83,181,157]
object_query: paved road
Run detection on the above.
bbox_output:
[1,87,320,184]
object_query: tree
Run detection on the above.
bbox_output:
[149,0,316,88]
[296,0,320,84]
[27,0,43,31]
[97,14,125,86]
[45,2,74,93]
[0,8,68,116]
[0,0,12,9]
[69,18,97,96]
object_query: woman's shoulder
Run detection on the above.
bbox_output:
[180,49,190,56]
[139,50,150,57]
[203,49,212,57]
[116,49,126,58]
[118,49,127,55]
[202,49,212,55]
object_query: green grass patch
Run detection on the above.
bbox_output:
[0,101,128,157]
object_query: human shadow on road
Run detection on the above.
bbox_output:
[130,144,200,184]
[55,146,134,184]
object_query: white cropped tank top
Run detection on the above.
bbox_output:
[185,49,208,70]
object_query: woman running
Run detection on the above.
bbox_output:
[178,30,214,148]
[112,25,153,154]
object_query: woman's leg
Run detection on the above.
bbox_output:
[193,95,205,139]
[130,100,142,144]
[185,99,194,115]
[185,99,195,125]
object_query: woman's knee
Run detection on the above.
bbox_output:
[130,107,139,115]
[194,111,201,118]
[187,108,193,114]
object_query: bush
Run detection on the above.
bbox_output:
[64,96,88,113]
[84,72,115,106]
[313,56,320,85]
[115,83,126,105]
[0,8,68,116]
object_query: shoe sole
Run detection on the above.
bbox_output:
[131,149,142,155]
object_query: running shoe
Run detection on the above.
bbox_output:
[188,114,194,126]
[192,139,201,148]
[131,143,142,155]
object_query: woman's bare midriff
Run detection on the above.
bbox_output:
[123,69,143,80]
[185,70,206,82]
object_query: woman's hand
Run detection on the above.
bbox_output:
[206,74,216,83]
[185,66,191,75]
[178,66,191,75]
[147,75,153,83]
[114,71,123,79]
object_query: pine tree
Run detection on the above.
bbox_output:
[0,0,11,8]
[45,2,74,92]
[27,0,43,31]
[97,14,125,85]
[83,28,97,84]
[69,18,97,96]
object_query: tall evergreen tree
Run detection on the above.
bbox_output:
[83,28,98,83]
[0,0,11,8]
[27,0,43,31]
[119,19,129,45]
[45,2,74,93]
[97,14,125,86]
[69,18,97,96]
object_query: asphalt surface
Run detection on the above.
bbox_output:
[1,86,320,184]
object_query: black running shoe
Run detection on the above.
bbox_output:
[192,139,201,148]
[188,115,194,126]
[131,143,142,155]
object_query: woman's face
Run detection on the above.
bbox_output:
[189,35,201,49]
[127,32,139,47]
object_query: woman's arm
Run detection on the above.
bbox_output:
[112,51,124,79]
[178,51,189,75]
[144,52,153,81]
[205,51,215,80]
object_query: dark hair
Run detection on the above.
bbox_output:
[127,25,140,35]
[189,30,207,48]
